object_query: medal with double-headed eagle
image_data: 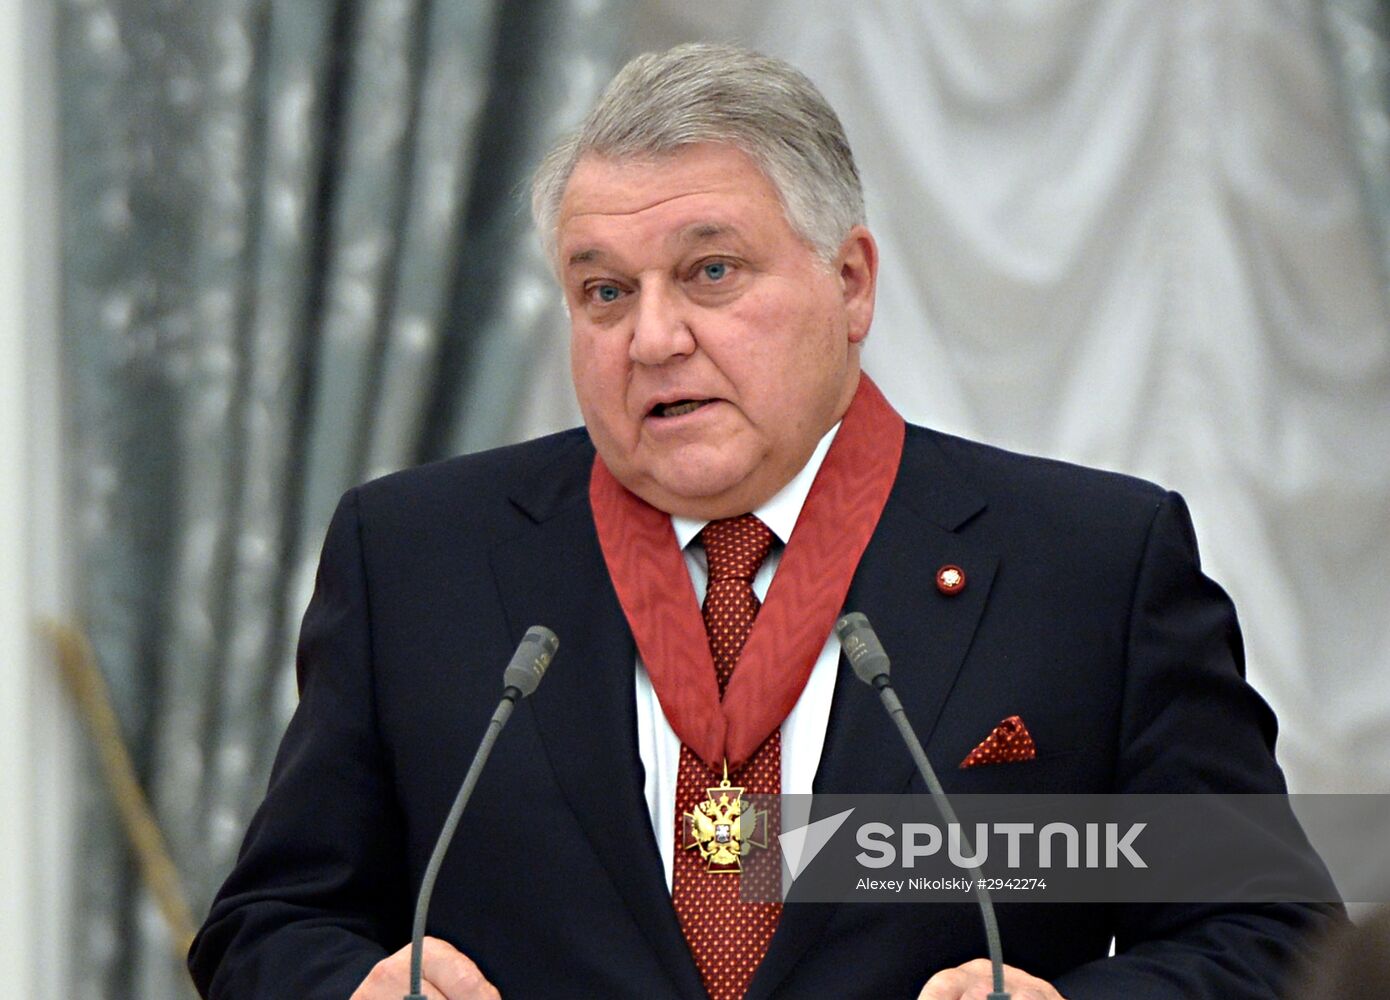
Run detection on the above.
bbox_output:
[681,761,770,872]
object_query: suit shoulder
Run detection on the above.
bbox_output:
[907,425,1173,543]
[351,427,594,528]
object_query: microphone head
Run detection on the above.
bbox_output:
[502,626,558,697]
[835,612,891,686]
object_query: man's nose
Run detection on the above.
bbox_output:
[629,282,696,366]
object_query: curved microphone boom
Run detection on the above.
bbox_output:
[404,626,559,1000]
[835,612,1010,1000]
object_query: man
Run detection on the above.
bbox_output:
[189,44,1338,999]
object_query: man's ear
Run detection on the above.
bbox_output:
[837,226,878,344]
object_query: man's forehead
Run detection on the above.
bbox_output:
[555,145,792,269]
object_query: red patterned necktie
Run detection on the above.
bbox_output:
[671,514,782,1000]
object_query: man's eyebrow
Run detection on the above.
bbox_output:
[564,224,740,268]
[566,248,603,267]
[675,223,739,246]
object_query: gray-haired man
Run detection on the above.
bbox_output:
[191,44,1338,1000]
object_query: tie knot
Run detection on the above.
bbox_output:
[701,514,775,582]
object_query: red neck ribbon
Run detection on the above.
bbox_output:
[589,375,906,770]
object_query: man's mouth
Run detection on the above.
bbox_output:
[650,399,713,418]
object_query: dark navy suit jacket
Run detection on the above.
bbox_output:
[189,424,1339,999]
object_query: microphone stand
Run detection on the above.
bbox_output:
[838,612,1009,1000]
[404,626,558,1000]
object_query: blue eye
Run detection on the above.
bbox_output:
[595,284,620,303]
[701,261,728,281]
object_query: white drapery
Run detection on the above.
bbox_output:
[536,1,1390,801]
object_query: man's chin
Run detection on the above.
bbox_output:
[620,465,766,521]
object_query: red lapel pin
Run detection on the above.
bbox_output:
[936,564,966,595]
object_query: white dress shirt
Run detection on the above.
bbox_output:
[634,424,843,891]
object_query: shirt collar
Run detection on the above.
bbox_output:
[670,421,843,550]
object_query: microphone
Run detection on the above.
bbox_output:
[405,626,559,1000]
[835,612,1010,1000]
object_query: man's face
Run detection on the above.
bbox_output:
[557,143,877,520]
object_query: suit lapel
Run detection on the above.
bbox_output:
[748,429,999,1000]
[489,444,706,1000]
[818,452,999,797]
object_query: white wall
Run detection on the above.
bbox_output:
[0,0,75,994]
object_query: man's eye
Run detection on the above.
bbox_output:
[588,283,622,303]
[701,261,729,282]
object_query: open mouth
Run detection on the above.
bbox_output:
[650,399,713,418]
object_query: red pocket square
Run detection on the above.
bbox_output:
[958,715,1037,768]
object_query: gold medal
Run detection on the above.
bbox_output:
[681,760,769,872]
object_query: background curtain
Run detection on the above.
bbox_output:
[55,1,1388,996]
[58,0,633,994]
